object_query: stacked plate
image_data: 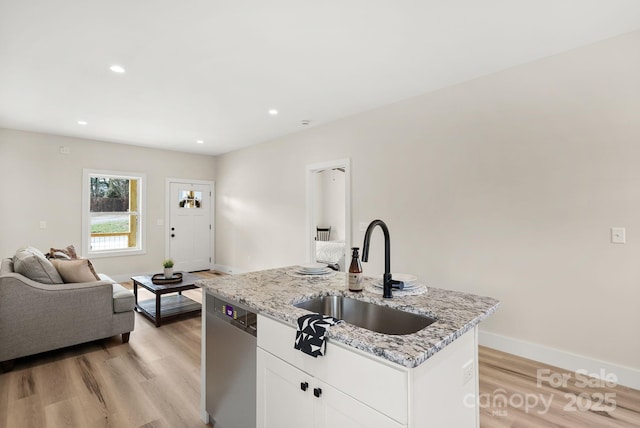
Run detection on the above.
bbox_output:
[295,263,333,276]
[373,273,420,290]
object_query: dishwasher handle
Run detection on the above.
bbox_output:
[230,316,258,337]
[230,318,247,330]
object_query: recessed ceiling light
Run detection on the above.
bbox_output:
[268,109,278,115]
[196,140,204,144]
[110,65,125,73]
[77,120,88,125]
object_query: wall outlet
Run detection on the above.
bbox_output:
[462,360,474,385]
[611,227,626,244]
[59,146,70,155]
[39,221,47,229]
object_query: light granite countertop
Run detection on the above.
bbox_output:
[197,267,499,369]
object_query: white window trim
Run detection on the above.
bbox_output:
[82,168,147,258]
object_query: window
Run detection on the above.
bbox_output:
[82,169,146,257]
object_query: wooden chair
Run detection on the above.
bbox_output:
[316,226,331,241]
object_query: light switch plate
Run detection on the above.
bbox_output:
[611,227,626,244]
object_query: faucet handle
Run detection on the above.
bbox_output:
[389,279,404,290]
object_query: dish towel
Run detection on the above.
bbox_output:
[294,313,342,357]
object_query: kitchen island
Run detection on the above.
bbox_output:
[198,267,499,427]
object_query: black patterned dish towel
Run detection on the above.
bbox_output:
[294,313,342,357]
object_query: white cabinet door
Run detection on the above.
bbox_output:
[257,348,314,428]
[314,379,404,428]
[258,348,405,428]
[258,314,408,424]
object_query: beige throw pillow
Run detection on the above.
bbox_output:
[14,247,64,284]
[50,258,101,283]
[48,244,78,259]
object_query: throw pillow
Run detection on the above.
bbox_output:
[13,247,64,284]
[48,251,71,260]
[48,244,78,259]
[50,258,101,283]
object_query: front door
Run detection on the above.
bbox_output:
[169,181,212,272]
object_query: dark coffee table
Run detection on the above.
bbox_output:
[131,272,201,327]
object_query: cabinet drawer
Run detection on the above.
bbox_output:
[258,314,408,424]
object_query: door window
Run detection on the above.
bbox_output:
[179,190,203,208]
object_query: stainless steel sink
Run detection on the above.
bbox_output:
[294,295,436,335]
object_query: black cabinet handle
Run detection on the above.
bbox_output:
[313,387,322,398]
[171,234,175,237]
[300,382,308,391]
[171,227,175,231]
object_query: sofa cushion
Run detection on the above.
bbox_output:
[112,283,135,313]
[97,273,114,283]
[13,247,63,284]
[50,258,101,283]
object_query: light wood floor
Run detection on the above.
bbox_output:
[478,347,640,427]
[1,271,639,427]
[0,271,216,428]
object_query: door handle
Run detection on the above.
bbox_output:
[171,234,175,238]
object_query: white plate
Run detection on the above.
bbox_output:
[295,268,332,275]
[383,273,418,284]
[366,283,427,296]
[299,269,330,274]
[373,281,421,290]
[299,263,328,271]
[286,269,337,279]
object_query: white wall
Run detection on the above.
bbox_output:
[214,31,640,372]
[0,129,216,277]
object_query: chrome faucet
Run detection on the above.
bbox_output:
[362,219,396,298]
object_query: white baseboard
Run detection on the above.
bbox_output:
[479,330,640,390]
[111,274,128,283]
[212,264,244,275]
[110,272,155,283]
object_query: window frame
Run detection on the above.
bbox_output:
[82,168,147,258]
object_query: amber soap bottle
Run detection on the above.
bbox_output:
[348,247,363,292]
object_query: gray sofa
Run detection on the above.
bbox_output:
[0,258,135,367]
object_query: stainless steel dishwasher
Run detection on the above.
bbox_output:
[205,291,257,428]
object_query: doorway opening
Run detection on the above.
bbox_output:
[306,159,351,271]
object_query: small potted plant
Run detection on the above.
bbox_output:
[163,259,174,278]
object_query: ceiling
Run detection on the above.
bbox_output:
[1,1,639,156]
